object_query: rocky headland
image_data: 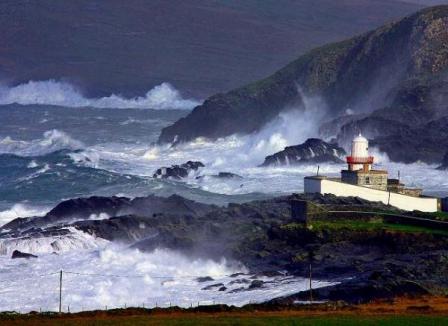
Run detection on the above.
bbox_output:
[159,6,448,165]
[1,193,447,303]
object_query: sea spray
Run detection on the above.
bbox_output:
[0,130,84,156]
[0,80,200,110]
[0,245,335,312]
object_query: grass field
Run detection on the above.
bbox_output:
[2,313,448,325]
[2,296,448,326]
[307,219,448,236]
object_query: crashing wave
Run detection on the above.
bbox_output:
[0,80,200,110]
[0,129,83,157]
[0,227,108,255]
[0,204,50,227]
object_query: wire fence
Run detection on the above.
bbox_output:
[0,269,300,314]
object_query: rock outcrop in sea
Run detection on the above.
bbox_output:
[153,161,204,179]
[11,250,37,259]
[261,138,346,167]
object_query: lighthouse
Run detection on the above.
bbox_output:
[341,134,388,190]
[346,134,373,172]
[303,133,440,212]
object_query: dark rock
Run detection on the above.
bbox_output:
[261,138,346,167]
[153,161,204,179]
[0,194,216,233]
[2,192,448,304]
[248,280,265,289]
[229,273,246,278]
[218,286,227,291]
[228,279,250,285]
[196,276,214,283]
[202,283,224,291]
[11,250,37,259]
[215,172,243,179]
[228,287,246,293]
[319,114,367,140]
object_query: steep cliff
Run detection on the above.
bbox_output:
[159,6,448,164]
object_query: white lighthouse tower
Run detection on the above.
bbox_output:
[346,133,373,172]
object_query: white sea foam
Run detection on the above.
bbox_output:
[0,227,108,256]
[27,160,39,168]
[0,245,336,312]
[73,98,341,195]
[0,80,200,110]
[0,129,83,157]
[77,128,448,198]
[0,204,50,227]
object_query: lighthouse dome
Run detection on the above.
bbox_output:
[351,133,369,158]
[353,134,368,143]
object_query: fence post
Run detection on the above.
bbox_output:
[59,270,63,313]
[309,263,313,303]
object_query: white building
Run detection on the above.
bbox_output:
[304,134,440,212]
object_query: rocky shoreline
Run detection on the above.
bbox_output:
[1,193,447,304]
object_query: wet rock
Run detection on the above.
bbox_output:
[228,287,246,293]
[202,283,224,290]
[215,172,243,179]
[228,279,250,285]
[153,161,204,179]
[218,286,227,291]
[11,250,37,259]
[229,273,246,278]
[196,276,214,283]
[248,280,265,289]
[261,138,346,167]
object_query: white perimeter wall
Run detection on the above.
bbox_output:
[304,177,439,212]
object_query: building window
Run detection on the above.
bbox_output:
[365,176,370,184]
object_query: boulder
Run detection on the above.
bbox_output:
[11,250,37,259]
[202,283,224,291]
[248,280,265,289]
[196,276,214,283]
[215,172,242,179]
[261,138,346,167]
[153,161,204,179]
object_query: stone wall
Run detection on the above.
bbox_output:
[341,170,388,191]
[304,176,439,212]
